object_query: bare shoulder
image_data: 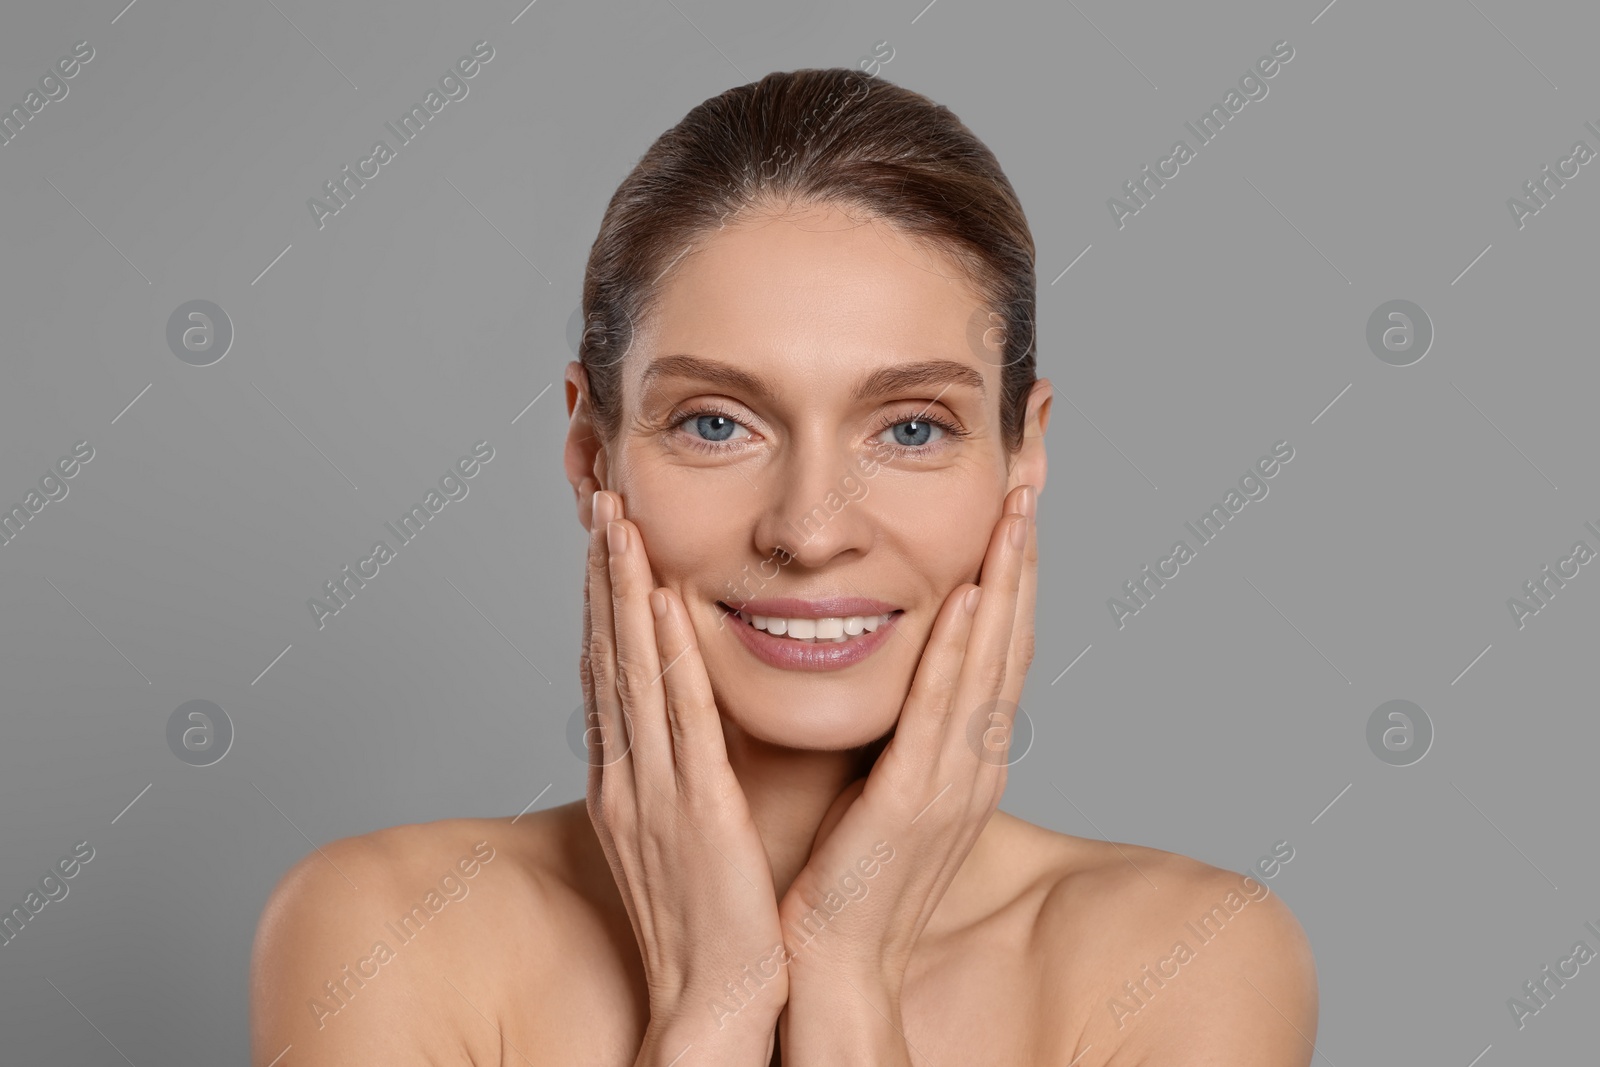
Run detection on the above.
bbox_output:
[249,808,573,1066]
[1011,818,1317,1067]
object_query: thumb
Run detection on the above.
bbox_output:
[811,777,868,855]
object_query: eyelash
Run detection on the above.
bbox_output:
[665,404,970,458]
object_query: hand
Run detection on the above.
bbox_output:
[775,483,1039,997]
[579,483,791,1055]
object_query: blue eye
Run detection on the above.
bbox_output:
[692,414,739,442]
[881,419,941,448]
[667,405,965,456]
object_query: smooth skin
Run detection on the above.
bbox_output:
[595,482,1029,1065]
[251,200,1316,1065]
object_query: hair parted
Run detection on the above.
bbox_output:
[578,66,1038,453]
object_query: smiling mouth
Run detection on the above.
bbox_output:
[716,601,905,644]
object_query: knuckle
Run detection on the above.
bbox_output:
[608,805,637,842]
[1014,632,1037,672]
[978,657,1008,694]
[696,775,747,824]
[586,636,614,689]
[613,659,641,705]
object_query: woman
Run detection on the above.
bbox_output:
[251,67,1316,1065]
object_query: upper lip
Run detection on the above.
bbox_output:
[718,596,901,618]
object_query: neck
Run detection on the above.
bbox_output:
[719,718,888,899]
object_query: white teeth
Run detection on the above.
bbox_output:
[732,607,895,643]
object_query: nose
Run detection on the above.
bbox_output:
[751,444,878,569]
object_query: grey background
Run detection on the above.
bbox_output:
[0,0,1594,1062]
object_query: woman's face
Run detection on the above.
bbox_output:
[566,199,1050,752]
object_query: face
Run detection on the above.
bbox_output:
[566,199,1050,752]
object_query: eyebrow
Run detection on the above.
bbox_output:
[638,353,988,404]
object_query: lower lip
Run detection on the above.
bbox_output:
[719,603,903,671]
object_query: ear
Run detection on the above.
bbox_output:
[1005,377,1052,499]
[564,360,610,532]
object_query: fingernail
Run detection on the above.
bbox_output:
[607,520,627,554]
[650,589,669,619]
[1021,485,1037,521]
[1009,514,1027,549]
[964,586,983,615]
[592,490,616,528]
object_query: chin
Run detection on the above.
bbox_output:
[683,601,911,751]
[713,685,901,753]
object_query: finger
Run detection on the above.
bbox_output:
[649,587,734,794]
[576,475,597,531]
[584,490,634,799]
[583,534,602,807]
[945,489,1031,764]
[890,579,982,766]
[606,514,676,792]
[1000,485,1039,710]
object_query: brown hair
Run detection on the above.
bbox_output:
[577,66,1038,454]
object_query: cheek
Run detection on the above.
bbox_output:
[951,519,995,584]
[621,476,738,588]
[879,480,996,585]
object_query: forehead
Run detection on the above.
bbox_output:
[635,202,994,390]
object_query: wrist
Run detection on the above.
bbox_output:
[638,1023,776,1067]
[641,998,781,1065]
[786,968,901,1016]
[781,935,905,1004]
[777,976,909,1064]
